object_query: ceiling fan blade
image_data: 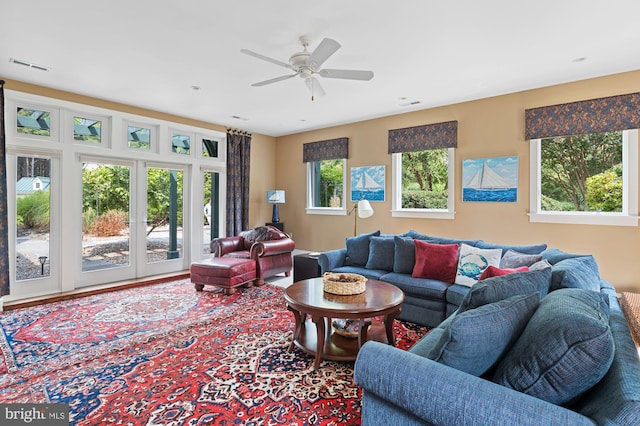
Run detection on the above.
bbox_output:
[319,68,374,81]
[305,77,326,99]
[240,49,295,70]
[307,38,341,70]
[251,73,298,87]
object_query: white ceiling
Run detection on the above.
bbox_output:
[2,1,640,137]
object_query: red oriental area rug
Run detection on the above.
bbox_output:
[0,280,429,425]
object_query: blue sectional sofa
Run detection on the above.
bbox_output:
[333,231,640,425]
[318,230,547,327]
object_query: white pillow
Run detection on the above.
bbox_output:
[455,243,502,286]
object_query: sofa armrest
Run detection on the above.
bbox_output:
[211,236,244,256]
[354,342,595,426]
[251,238,295,258]
[318,249,347,273]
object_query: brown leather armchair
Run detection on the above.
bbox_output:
[210,225,295,285]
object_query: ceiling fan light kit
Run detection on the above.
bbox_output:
[241,36,374,100]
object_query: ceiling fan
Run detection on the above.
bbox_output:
[240,36,374,100]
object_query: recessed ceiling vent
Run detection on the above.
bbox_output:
[9,58,49,71]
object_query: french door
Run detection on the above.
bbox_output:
[76,158,189,287]
[8,152,60,299]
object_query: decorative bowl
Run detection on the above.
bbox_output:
[322,272,366,295]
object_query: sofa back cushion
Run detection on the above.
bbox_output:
[393,236,416,274]
[550,255,601,292]
[344,230,380,266]
[493,288,615,405]
[412,240,459,283]
[410,293,539,376]
[365,236,395,271]
[459,267,552,312]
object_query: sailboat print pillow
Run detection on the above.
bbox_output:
[455,243,502,287]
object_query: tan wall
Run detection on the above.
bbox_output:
[276,70,640,293]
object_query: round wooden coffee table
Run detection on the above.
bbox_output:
[284,277,404,370]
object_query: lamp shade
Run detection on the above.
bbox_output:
[267,190,285,204]
[357,199,374,218]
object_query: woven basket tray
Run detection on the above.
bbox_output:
[322,272,366,295]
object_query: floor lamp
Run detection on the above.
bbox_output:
[349,199,374,235]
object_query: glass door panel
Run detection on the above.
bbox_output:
[11,154,59,299]
[202,171,220,256]
[146,167,183,263]
[81,161,131,272]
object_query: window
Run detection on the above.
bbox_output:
[391,148,455,219]
[127,125,151,150]
[171,132,191,155]
[17,107,51,137]
[306,159,346,212]
[202,138,218,158]
[529,130,638,226]
[74,116,102,144]
[388,121,458,219]
[304,137,349,215]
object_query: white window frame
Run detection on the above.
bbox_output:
[391,148,455,219]
[306,158,348,216]
[529,129,638,226]
[197,133,226,162]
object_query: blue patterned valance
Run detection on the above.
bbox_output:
[388,121,458,153]
[303,137,348,162]
[525,92,640,140]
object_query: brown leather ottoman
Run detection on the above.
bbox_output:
[190,257,257,294]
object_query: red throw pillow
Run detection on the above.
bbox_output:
[412,240,459,282]
[479,265,529,281]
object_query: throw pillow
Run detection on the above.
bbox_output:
[365,236,395,271]
[478,265,529,280]
[393,236,415,274]
[455,244,502,287]
[459,267,552,312]
[529,259,552,271]
[493,288,615,405]
[344,230,381,266]
[426,293,540,376]
[412,240,459,283]
[499,249,543,269]
[550,255,601,292]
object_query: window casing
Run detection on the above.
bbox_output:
[529,129,638,226]
[391,148,455,219]
[306,159,347,215]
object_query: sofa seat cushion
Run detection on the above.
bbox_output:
[381,272,449,301]
[446,284,470,307]
[365,236,395,271]
[493,288,615,406]
[459,267,552,312]
[410,293,539,376]
[332,265,387,280]
[550,255,601,292]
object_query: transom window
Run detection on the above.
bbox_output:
[17,107,51,137]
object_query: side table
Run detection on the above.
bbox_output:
[294,253,322,282]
